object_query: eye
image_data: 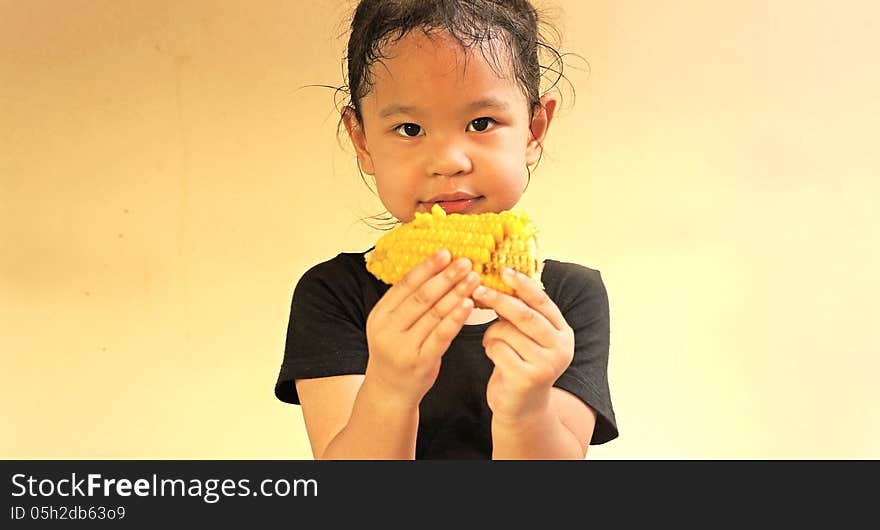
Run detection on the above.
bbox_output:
[395,123,424,137]
[467,117,496,132]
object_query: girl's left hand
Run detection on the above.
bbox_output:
[473,268,574,424]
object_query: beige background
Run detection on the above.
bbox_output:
[2,0,877,459]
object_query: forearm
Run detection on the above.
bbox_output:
[320,377,420,460]
[491,400,585,460]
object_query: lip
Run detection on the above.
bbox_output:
[420,193,483,215]
[424,192,480,203]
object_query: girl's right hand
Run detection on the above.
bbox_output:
[365,249,481,408]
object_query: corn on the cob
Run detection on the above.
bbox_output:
[365,204,543,295]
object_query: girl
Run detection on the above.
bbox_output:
[275,0,617,459]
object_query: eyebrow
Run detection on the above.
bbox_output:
[378,97,510,119]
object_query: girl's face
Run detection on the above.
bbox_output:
[343,30,556,223]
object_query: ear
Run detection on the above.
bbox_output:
[342,106,375,175]
[525,94,558,166]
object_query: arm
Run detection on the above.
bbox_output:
[491,387,596,460]
[474,269,602,460]
[297,375,419,460]
[295,250,480,460]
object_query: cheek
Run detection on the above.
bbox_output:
[373,176,405,203]
[484,153,529,208]
[489,147,528,181]
[372,143,416,176]
[373,171,419,220]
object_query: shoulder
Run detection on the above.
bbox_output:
[292,249,388,315]
[300,251,371,279]
[540,260,609,318]
[541,259,604,290]
[296,251,375,293]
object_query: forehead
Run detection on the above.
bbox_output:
[363,30,525,111]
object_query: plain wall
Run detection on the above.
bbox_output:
[2,0,878,458]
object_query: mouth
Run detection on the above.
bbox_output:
[420,196,483,214]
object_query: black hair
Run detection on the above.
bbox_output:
[346,0,565,123]
[312,0,582,228]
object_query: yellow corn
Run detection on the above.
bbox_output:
[365,204,542,295]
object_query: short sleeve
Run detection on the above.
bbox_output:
[547,263,619,445]
[274,257,372,404]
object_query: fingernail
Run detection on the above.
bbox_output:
[502,268,515,284]
[473,285,487,298]
[435,249,450,263]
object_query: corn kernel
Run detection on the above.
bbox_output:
[365,204,542,295]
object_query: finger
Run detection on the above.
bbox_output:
[472,285,557,348]
[375,249,452,317]
[395,256,473,330]
[500,268,568,331]
[483,337,527,373]
[419,296,474,359]
[410,271,481,340]
[483,319,547,366]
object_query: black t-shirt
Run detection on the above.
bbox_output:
[274,251,618,458]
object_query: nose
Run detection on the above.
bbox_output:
[426,135,472,177]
